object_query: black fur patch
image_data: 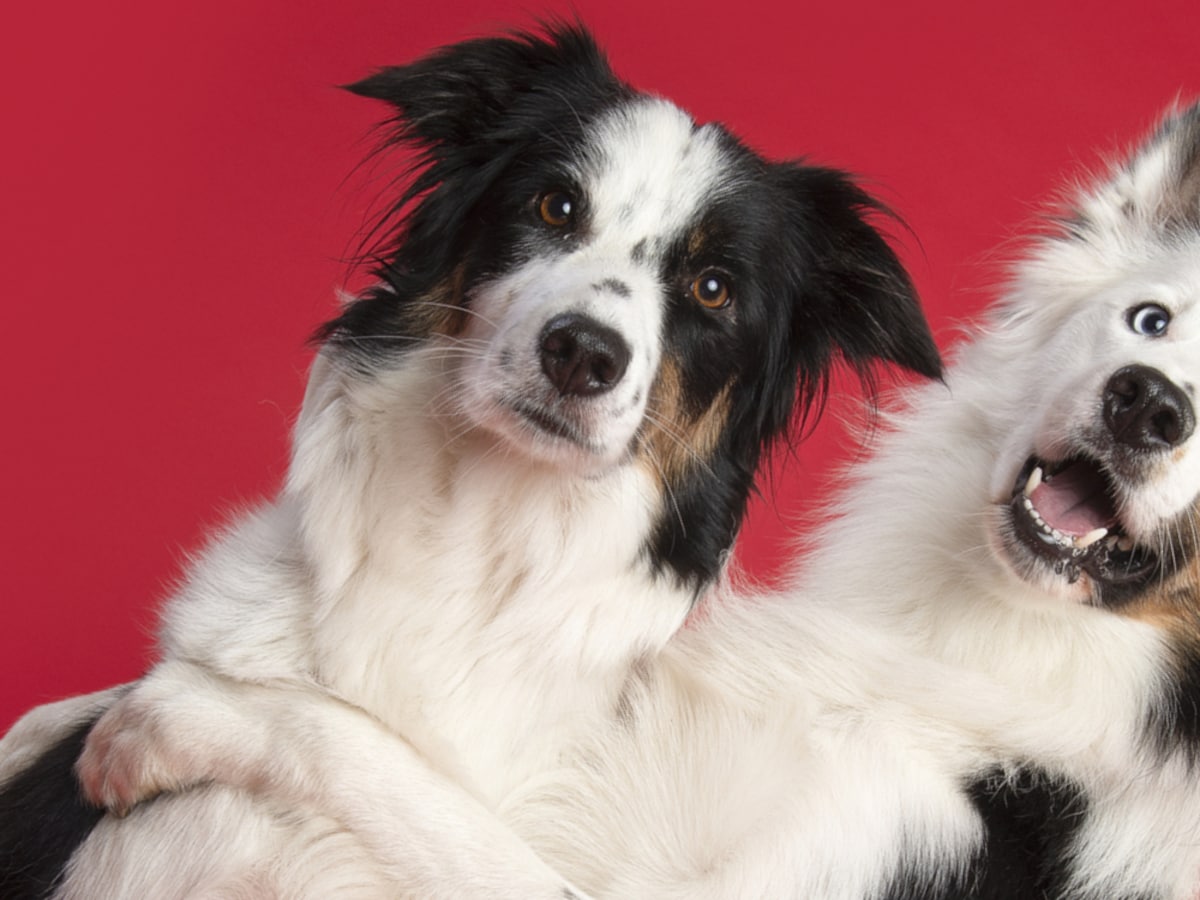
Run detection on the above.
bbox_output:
[0,713,108,900]
[1145,640,1200,764]
[641,160,941,588]
[593,278,631,297]
[320,25,631,363]
[881,766,1153,900]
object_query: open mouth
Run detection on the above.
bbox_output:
[1008,454,1158,588]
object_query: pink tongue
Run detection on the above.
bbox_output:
[1030,463,1116,536]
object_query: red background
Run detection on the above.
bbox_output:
[2,0,1196,732]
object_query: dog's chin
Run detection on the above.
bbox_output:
[481,399,634,476]
[992,453,1161,607]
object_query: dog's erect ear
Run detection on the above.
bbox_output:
[345,24,623,151]
[776,164,942,384]
[1079,101,1200,237]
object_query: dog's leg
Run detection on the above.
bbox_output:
[76,661,590,900]
[0,686,126,784]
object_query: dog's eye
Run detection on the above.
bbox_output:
[690,271,732,310]
[538,191,574,227]
[1127,303,1171,337]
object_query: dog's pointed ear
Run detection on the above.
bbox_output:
[777,164,942,382]
[344,24,620,151]
[1077,101,1200,238]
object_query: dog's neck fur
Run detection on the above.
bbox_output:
[162,346,694,804]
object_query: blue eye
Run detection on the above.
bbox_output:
[1127,303,1171,337]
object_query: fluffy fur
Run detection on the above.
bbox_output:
[50,102,1200,898]
[0,24,939,900]
[528,99,1200,900]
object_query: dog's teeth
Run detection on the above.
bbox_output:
[1117,535,1135,552]
[1105,534,1120,549]
[1074,527,1108,549]
[1023,497,1034,511]
[1024,465,1044,496]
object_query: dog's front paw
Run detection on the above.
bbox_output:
[76,682,206,815]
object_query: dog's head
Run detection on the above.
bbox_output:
[990,102,1200,617]
[322,25,940,588]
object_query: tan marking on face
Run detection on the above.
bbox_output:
[412,264,469,337]
[636,359,733,487]
[1117,503,1200,645]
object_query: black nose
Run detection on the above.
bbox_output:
[1103,364,1195,450]
[539,313,631,397]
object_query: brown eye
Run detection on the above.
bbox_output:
[538,191,574,227]
[690,271,732,309]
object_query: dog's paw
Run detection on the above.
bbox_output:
[75,684,205,815]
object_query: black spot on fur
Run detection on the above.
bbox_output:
[959,767,1088,899]
[882,766,1154,900]
[0,712,108,900]
[630,238,648,263]
[1145,640,1200,763]
[593,278,631,297]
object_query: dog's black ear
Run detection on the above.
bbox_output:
[345,24,623,151]
[777,164,942,384]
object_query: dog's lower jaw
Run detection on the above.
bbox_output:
[988,503,1102,608]
[477,398,636,476]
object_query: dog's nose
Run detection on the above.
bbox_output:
[539,314,631,397]
[1103,364,1195,450]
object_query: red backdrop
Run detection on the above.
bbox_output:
[2,0,1196,731]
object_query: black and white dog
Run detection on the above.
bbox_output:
[68,104,1200,898]
[0,25,939,899]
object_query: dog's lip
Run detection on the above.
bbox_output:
[508,399,590,447]
[1007,454,1158,588]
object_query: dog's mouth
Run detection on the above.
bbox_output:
[1008,454,1159,590]
[509,399,596,451]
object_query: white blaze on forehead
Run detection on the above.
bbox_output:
[577,98,733,247]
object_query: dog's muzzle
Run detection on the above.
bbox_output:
[1005,365,1195,595]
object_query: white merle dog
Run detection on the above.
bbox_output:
[0,25,939,900]
[61,103,1200,898]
